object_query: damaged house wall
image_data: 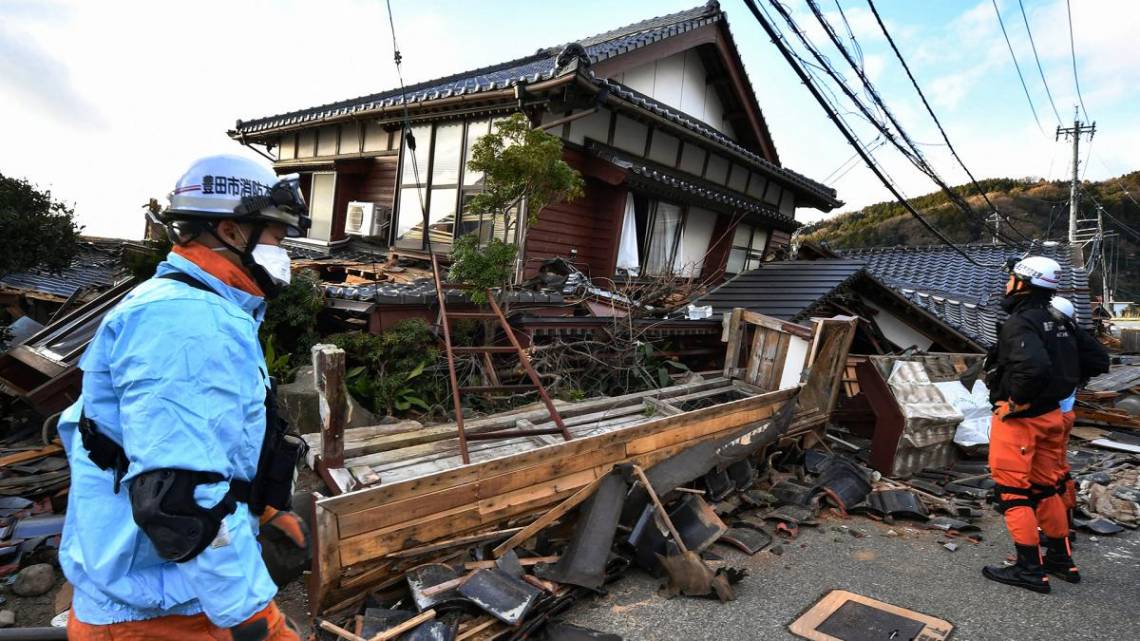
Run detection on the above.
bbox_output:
[228,2,842,298]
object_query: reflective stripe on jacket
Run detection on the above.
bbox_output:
[58,252,278,627]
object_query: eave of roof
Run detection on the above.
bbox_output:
[231,3,724,137]
[589,143,798,232]
[598,79,840,209]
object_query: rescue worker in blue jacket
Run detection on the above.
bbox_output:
[59,155,311,640]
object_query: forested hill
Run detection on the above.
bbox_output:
[802,172,1140,299]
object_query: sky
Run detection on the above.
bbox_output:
[1,0,1137,239]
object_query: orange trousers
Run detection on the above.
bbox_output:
[988,405,1069,546]
[1060,410,1077,509]
[67,601,298,641]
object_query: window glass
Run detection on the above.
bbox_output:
[725,222,766,274]
[644,202,683,275]
[394,187,426,242]
[401,125,432,184]
[727,248,746,275]
[463,119,492,187]
[428,187,458,243]
[431,121,463,185]
[308,173,336,241]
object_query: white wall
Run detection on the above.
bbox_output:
[862,298,935,351]
[612,50,737,139]
[778,335,811,390]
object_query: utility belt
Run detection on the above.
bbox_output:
[77,271,309,517]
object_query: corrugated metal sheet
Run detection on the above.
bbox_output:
[0,246,121,299]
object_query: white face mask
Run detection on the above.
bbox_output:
[251,244,292,286]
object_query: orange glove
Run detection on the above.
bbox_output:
[258,507,311,587]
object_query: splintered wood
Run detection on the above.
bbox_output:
[307,312,857,615]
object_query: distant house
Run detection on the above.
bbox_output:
[698,241,1092,354]
[228,1,840,286]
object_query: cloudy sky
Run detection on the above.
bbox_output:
[1,0,1136,238]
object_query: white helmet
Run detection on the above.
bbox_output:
[1051,296,1075,319]
[1011,256,1062,291]
[164,154,310,236]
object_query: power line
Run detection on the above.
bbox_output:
[866,0,1033,244]
[1065,0,1091,122]
[802,0,1028,246]
[991,0,1045,135]
[1016,0,1061,125]
[384,0,432,252]
[742,0,1003,267]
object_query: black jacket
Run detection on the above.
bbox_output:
[986,296,1080,417]
[1050,307,1111,384]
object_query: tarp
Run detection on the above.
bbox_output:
[934,379,992,448]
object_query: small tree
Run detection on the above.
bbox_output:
[450,113,584,302]
[0,173,81,278]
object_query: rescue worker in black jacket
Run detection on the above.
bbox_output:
[982,256,1079,593]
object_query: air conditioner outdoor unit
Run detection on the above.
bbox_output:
[345,201,376,236]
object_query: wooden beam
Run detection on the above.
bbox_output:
[492,471,610,557]
[313,344,347,468]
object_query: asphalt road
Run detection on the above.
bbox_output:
[561,513,1140,641]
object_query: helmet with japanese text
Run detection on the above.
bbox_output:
[163,154,310,236]
[1010,255,1062,291]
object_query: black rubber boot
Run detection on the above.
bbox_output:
[983,543,1051,593]
[1043,536,1081,583]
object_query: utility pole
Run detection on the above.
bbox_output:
[1056,106,1095,265]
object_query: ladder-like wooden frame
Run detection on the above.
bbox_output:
[431,254,571,463]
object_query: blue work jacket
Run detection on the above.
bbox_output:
[58,252,278,627]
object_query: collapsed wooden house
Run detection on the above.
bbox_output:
[305,312,857,615]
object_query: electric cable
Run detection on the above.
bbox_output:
[991,0,1045,135]
[385,0,432,254]
[1017,0,1061,125]
[795,1,1027,247]
[1065,0,1091,122]
[742,0,1002,267]
[866,0,1035,242]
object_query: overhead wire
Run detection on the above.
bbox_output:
[1065,0,1091,122]
[991,0,1045,136]
[1016,0,1062,125]
[866,0,1029,239]
[384,0,432,253]
[741,0,1003,267]
[797,0,1028,247]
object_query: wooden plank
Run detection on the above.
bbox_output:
[309,495,341,617]
[492,473,609,557]
[313,344,347,468]
[745,327,767,385]
[385,527,524,560]
[644,397,683,416]
[739,309,813,339]
[320,383,787,516]
[722,308,745,378]
[769,332,792,391]
[757,327,782,389]
[0,444,62,468]
[328,379,729,465]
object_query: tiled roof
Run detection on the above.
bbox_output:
[590,144,798,231]
[696,257,992,348]
[600,80,840,209]
[234,3,724,135]
[0,244,122,299]
[696,258,867,321]
[842,242,1093,345]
